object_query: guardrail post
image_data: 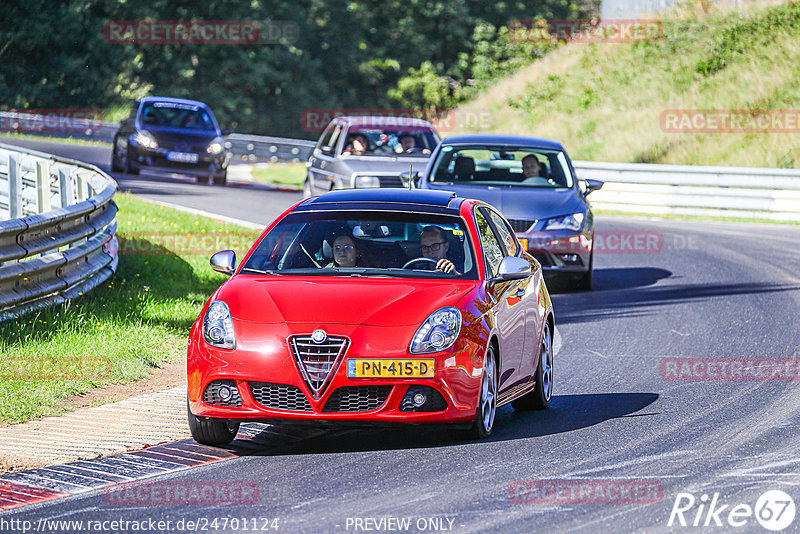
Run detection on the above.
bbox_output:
[59,168,74,208]
[36,160,52,213]
[8,154,21,219]
[77,172,88,202]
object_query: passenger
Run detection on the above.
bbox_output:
[419,226,459,274]
[327,234,363,268]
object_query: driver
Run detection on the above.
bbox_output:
[419,226,459,274]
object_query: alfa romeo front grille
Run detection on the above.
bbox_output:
[322,385,393,412]
[290,335,349,398]
[249,382,312,412]
[507,219,537,232]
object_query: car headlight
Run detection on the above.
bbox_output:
[206,139,224,154]
[354,175,381,188]
[544,212,585,231]
[203,301,235,349]
[410,307,461,354]
[133,130,158,149]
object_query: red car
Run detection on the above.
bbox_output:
[187,189,555,445]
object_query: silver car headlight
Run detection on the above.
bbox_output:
[410,307,461,354]
[354,175,381,188]
[544,212,585,231]
[133,130,158,149]
[206,138,224,154]
[203,301,235,349]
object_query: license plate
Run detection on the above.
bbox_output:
[347,359,434,378]
[167,151,198,163]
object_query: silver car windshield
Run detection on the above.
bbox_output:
[241,211,477,279]
[341,128,437,157]
[430,146,574,188]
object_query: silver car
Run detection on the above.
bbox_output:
[303,116,439,198]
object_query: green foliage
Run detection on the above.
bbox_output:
[0,0,589,137]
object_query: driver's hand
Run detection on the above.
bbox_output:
[436,259,456,274]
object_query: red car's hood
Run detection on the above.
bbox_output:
[216,275,477,326]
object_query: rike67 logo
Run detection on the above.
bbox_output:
[669,490,795,531]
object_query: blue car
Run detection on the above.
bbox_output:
[416,134,603,290]
[111,96,231,184]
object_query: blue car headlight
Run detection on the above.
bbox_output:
[132,130,158,149]
[410,307,461,354]
[544,212,585,231]
[203,301,235,349]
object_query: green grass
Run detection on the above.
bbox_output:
[452,0,800,168]
[250,162,305,189]
[0,194,260,424]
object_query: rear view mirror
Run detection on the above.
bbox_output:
[320,145,334,156]
[399,170,420,188]
[221,128,233,136]
[210,250,236,276]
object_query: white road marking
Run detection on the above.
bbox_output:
[588,350,607,359]
[554,326,562,356]
[134,197,265,230]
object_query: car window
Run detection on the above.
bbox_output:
[342,127,437,156]
[316,121,336,152]
[483,207,519,256]
[474,209,504,278]
[328,124,343,154]
[241,211,477,279]
[430,145,573,188]
[139,102,215,131]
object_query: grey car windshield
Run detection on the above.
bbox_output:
[342,128,437,156]
[241,211,477,279]
[430,146,575,188]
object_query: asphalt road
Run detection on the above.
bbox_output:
[3,136,800,533]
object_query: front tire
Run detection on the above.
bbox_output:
[569,252,593,291]
[512,323,553,411]
[111,139,123,172]
[212,171,227,185]
[187,399,239,446]
[468,344,498,439]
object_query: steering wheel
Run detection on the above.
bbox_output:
[402,257,438,270]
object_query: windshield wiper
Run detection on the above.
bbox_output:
[239,267,277,275]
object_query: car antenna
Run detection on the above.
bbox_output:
[408,164,413,190]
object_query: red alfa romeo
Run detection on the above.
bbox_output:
[187,189,555,445]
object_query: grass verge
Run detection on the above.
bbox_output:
[250,162,305,189]
[0,193,260,425]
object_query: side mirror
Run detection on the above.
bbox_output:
[493,256,531,282]
[320,145,334,156]
[210,250,236,276]
[399,170,420,188]
[221,128,233,136]
[583,179,604,196]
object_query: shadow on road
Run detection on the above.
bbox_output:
[236,392,659,457]
[552,268,800,324]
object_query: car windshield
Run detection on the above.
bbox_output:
[429,145,575,188]
[241,211,477,279]
[342,127,437,157]
[140,102,216,131]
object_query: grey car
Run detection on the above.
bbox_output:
[303,116,439,198]
[416,134,603,290]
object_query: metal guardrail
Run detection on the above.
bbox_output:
[574,161,800,222]
[0,143,118,321]
[4,112,799,220]
[0,111,315,163]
